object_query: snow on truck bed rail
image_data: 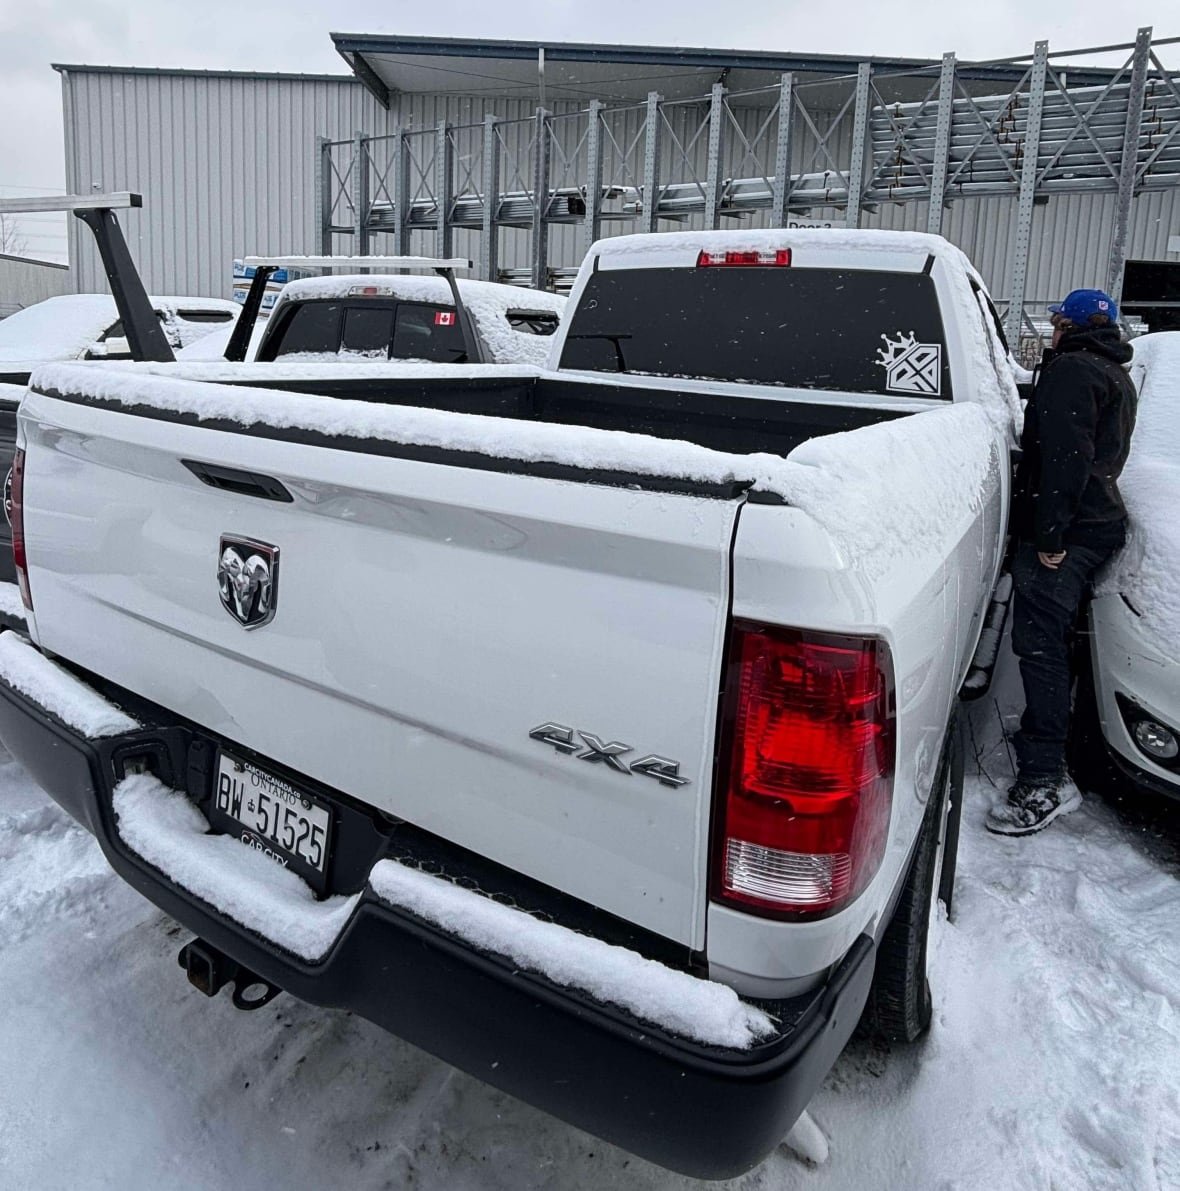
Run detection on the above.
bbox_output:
[30,361,1001,577]
[112,771,773,1048]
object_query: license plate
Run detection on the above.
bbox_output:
[209,751,332,890]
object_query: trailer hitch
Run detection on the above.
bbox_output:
[178,939,283,1011]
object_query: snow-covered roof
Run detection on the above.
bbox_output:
[0,293,239,365]
[271,275,566,366]
[591,227,971,268]
[1102,332,1180,651]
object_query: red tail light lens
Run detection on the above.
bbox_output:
[713,621,894,918]
[8,448,31,610]
[696,248,792,267]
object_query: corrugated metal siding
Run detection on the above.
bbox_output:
[63,69,395,296]
[0,256,71,318]
[62,67,1180,301]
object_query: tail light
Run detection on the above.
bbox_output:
[697,248,792,267]
[712,621,894,918]
[8,448,31,610]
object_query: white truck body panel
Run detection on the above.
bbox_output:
[19,388,739,947]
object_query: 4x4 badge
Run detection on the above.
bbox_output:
[218,536,279,629]
[528,722,689,788]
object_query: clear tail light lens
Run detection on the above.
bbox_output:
[712,621,894,918]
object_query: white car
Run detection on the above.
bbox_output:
[1083,331,1180,801]
[0,293,239,382]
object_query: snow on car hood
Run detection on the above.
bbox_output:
[0,293,238,365]
[1099,332,1180,652]
[0,294,118,363]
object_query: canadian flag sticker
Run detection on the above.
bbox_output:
[434,310,457,326]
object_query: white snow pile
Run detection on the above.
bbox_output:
[112,772,359,962]
[271,275,566,366]
[1099,332,1180,651]
[368,859,774,1050]
[0,582,26,621]
[29,362,1001,578]
[0,382,27,404]
[0,631,137,737]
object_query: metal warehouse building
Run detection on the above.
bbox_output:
[58,28,1180,341]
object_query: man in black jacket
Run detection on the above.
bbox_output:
[987,288,1137,836]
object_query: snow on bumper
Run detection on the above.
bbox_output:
[0,630,137,737]
[112,770,773,1049]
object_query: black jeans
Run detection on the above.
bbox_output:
[1011,538,1121,782]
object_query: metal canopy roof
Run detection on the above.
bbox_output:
[331,32,1122,109]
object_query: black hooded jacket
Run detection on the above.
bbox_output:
[1011,325,1137,553]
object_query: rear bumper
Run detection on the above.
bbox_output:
[0,655,875,1180]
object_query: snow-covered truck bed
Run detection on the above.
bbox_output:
[0,230,1016,1179]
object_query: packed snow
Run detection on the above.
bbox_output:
[28,363,1001,579]
[368,859,773,1050]
[1098,332,1180,653]
[0,631,137,737]
[1,642,1176,1188]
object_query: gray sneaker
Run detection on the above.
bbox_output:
[985,777,1083,837]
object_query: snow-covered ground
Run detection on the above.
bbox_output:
[1,645,1177,1189]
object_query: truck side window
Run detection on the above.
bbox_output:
[392,304,468,364]
[341,306,395,359]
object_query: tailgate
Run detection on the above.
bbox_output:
[19,388,742,949]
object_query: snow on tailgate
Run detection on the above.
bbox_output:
[30,362,1000,577]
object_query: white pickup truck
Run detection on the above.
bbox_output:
[0,229,1016,1178]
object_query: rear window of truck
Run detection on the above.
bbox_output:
[262,299,469,363]
[559,266,952,399]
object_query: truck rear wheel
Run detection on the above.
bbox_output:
[863,718,961,1043]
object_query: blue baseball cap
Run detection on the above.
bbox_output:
[1048,288,1119,325]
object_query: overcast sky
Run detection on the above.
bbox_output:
[0,0,1171,260]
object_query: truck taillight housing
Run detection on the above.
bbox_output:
[696,248,792,267]
[9,448,31,611]
[712,622,894,918]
